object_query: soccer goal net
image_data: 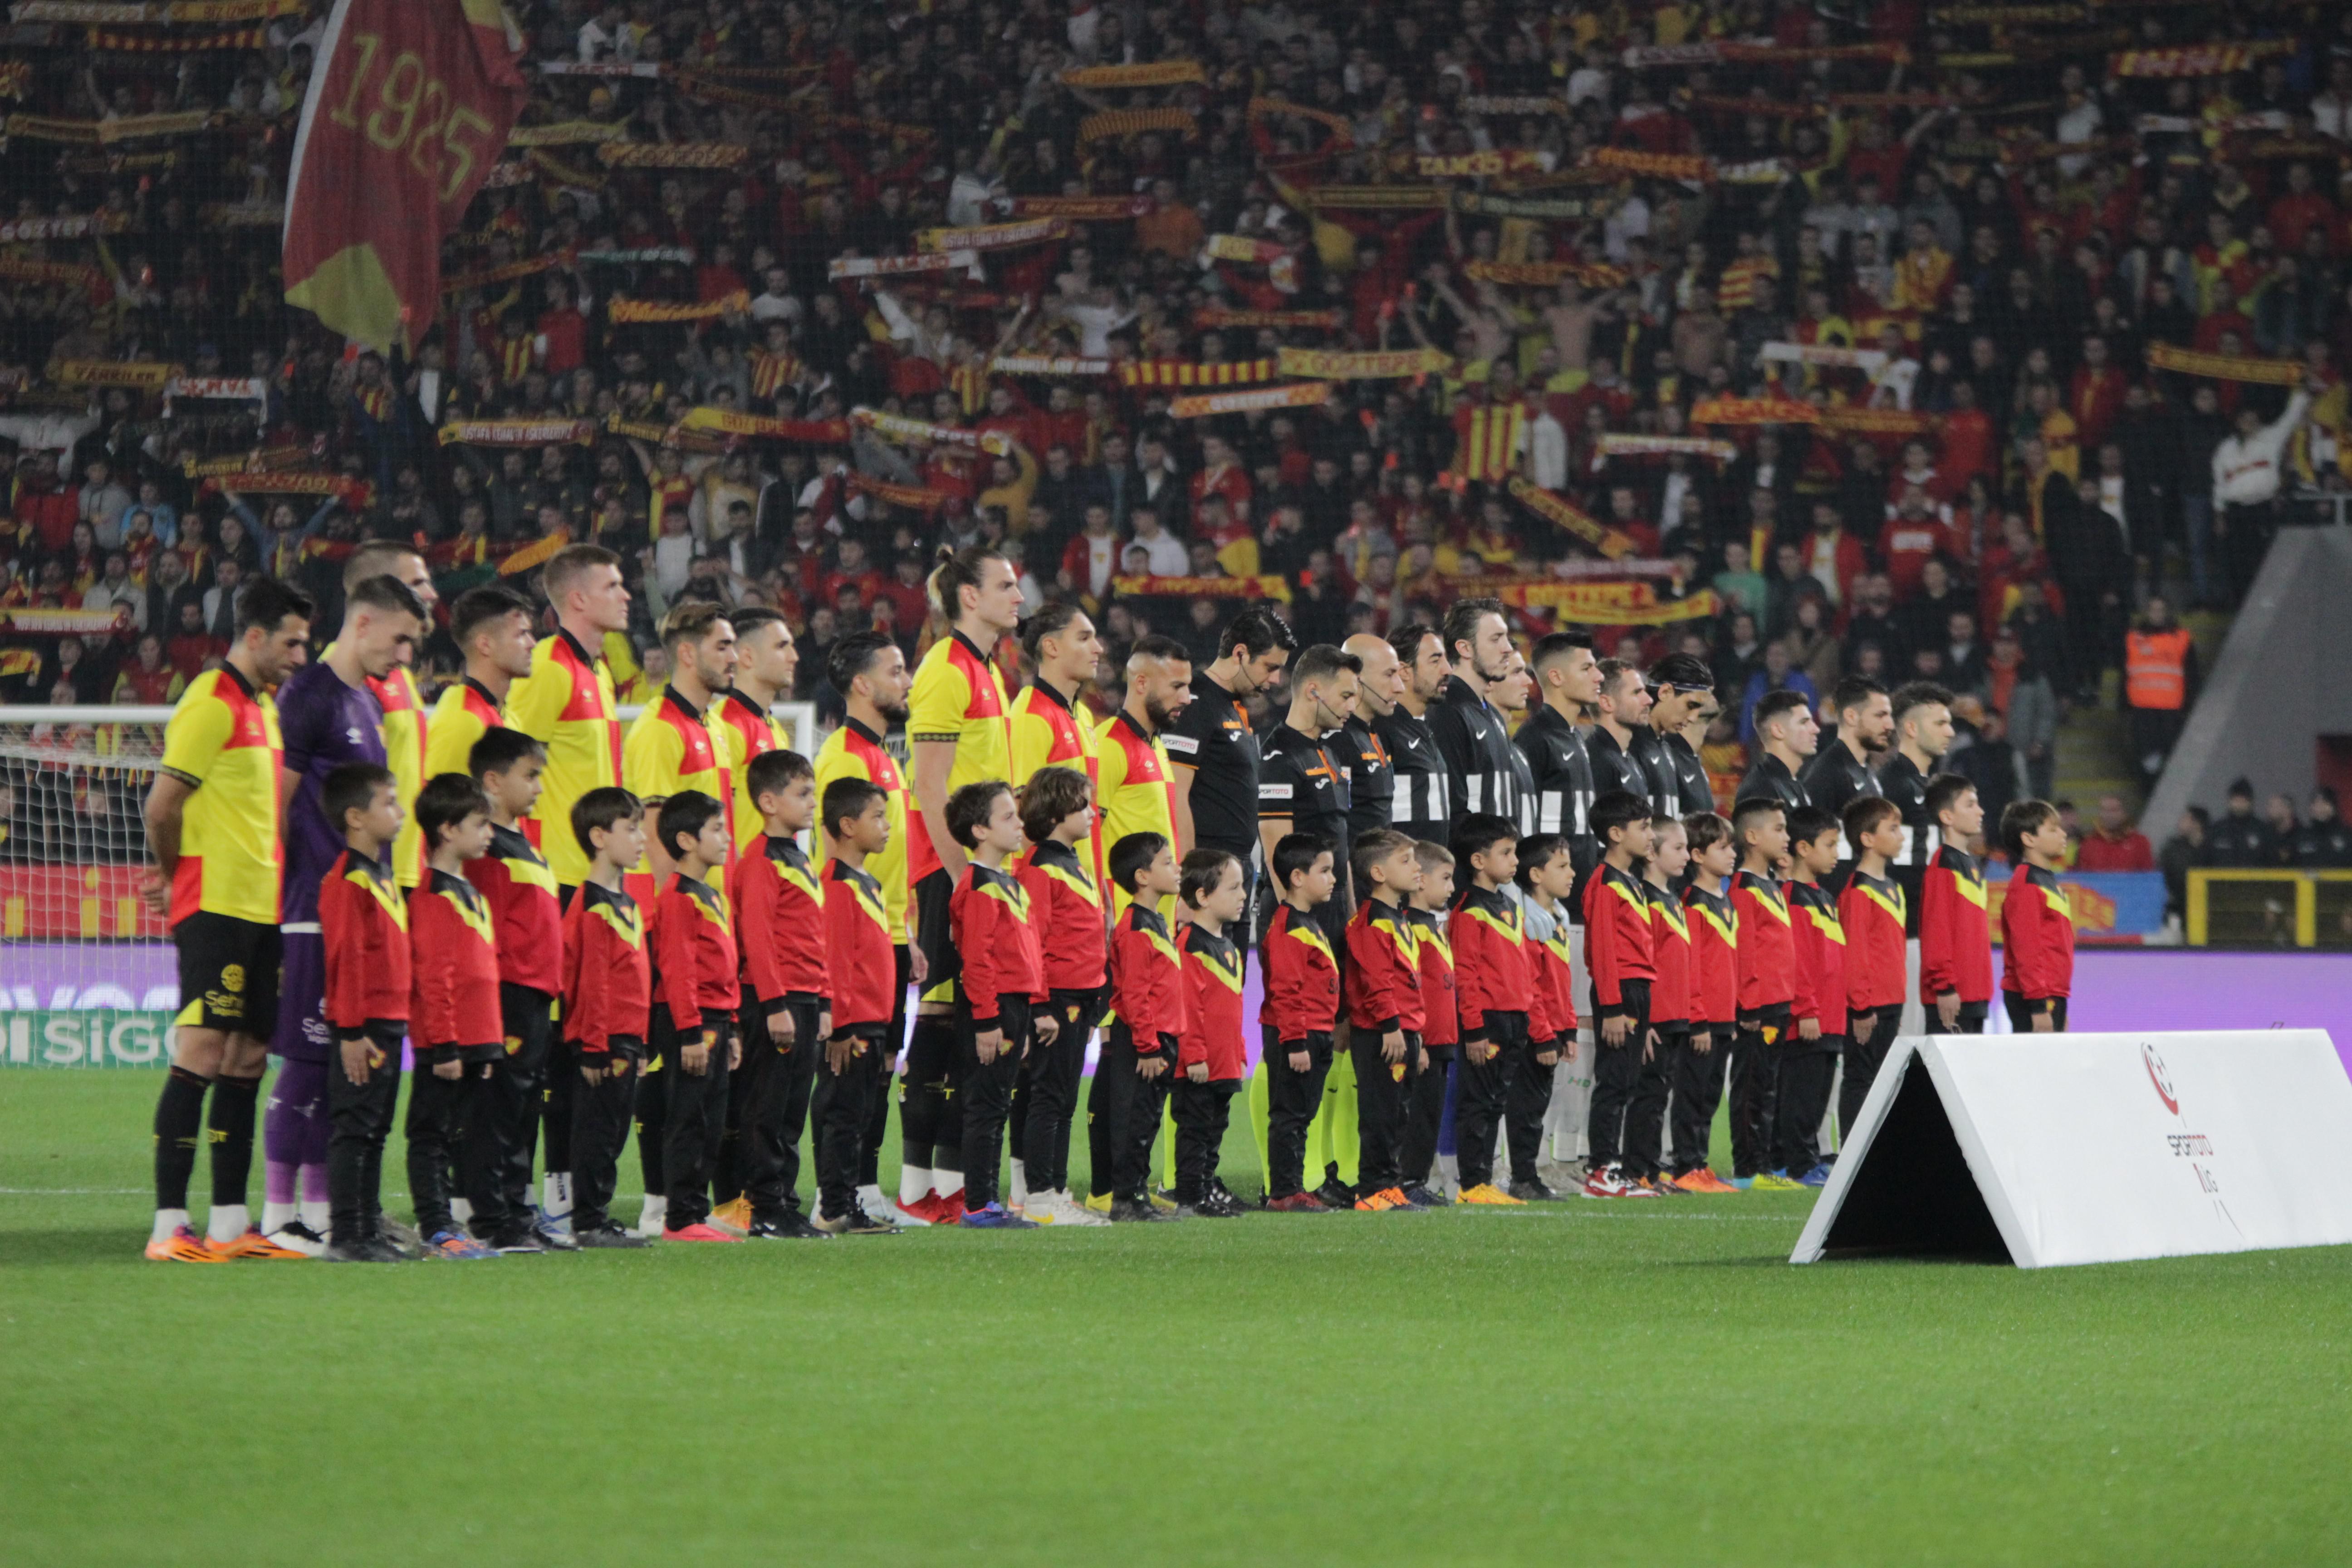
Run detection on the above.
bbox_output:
[0,700,820,1069]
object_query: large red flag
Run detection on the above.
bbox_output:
[283,0,527,354]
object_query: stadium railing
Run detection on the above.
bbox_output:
[2185,868,2352,950]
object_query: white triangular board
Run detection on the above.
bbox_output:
[1793,1029,2352,1269]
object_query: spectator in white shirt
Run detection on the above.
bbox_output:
[1127,506,1192,577]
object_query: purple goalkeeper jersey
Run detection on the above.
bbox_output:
[276,661,387,925]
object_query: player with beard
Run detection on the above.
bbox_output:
[1799,676,1891,886]
[1877,681,1955,931]
[1735,691,1818,811]
[1426,597,1523,835]
[899,545,1024,1225]
[1338,632,1404,848]
[257,573,426,1254]
[1585,658,1651,808]
[1375,622,1454,848]
[812,632,922,1224]
[1166,606,1294,914]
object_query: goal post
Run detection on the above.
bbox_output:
[0,699,820,1068]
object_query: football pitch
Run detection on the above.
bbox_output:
[2,1073,2346,1566]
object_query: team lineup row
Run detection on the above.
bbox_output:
[137,540,2071,1259]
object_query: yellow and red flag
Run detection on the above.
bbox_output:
[283,0,527,353]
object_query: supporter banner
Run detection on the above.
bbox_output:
[505,120,626,145]
[283,0,528,356]
[1794,1030,2352,1268]
[1059,59,1205,88]
[1275,346,1451,380]
[1011,195,1152,220]
[1694,95,1822,119]
[1493,579,1719,624]
[1415,149,1548,178]
[0,257,103,290]
[595,141,745,168]
[1201,233,1288,265]
[1714,158,1791,185]
[1505,476,1640,559]
[1194,306,1339,329]
[180,445,305,476]
[1934,2,2087,19]
[1167,382,1332,417]
[0,212,129,240]
[1244,96,1354,145]
[1760,341,1889,371]
[670,407,848,444]
[49,358,173,389]
[2233,137,2343,162]
[9,0,294,17]
[536,58,660,78]
[2144,343,2305,386]
[916,217,1068,253]
[1830,91,1958,109]
[440,250,568,294]
[847,472,951,513]
[1120,358,1277,387]
[2109,41,2292,77]
[1690,394,1822,426]
[200,201,283,229]
[1822,406,1939,436]
[1624,40,1907,66]
[1592,146,1710,182]
[1596,433,1739,461]
[0,605,133,633]
[437,416,595,446]
[1300,184,1450,210]
[828,251,975,280]
[851,407,1009,454]
[1458,94,1569,116]
[84,22,264,47]
[198,470,368,505]
[4,108,217,142]
[1111,573,1292,603]
[1984,871,2166,945]
[1450,190,1610,220]
[607,290,746,323]
[990,355,1112,376]
[1464,259,1626,287]
[1077,108,1196,144]
[495,529,569,577]
[163,375,264,401]
[577,246,693,265]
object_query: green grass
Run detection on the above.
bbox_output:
[2,1073,2347,1567]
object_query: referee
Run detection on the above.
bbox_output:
[1338,632,1402,847]
[1257,644,1362,944]
[1426,596,1522,834]
[1376,622,1453,847]
[1167,606,1294,897]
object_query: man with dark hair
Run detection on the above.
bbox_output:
[1376,622,1453,846]
[1735,690,1818,809]
[1587,657,1651,803]
[1519,630,1602,885]
[1801,674,1891,889]
[424,583,537,780]
[1166,604,1294,892]
[1879,680,1955,927]
[1258,644,1362,949]
[1427,596,1522,835]
[1643,653,1719,821]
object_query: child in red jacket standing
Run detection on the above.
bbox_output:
[2001,800,2076,1032]
[1262,833,1341,1211]
[1729,798,1794,1189]
[647,790,741,1243]
[1448,813,1534,1208]
[405,773,504,1259]
[317,764,411,1263]
[816,778,897,1230]
[1400,841,1458,1208]
[1011,766,1109,1227]
[1627,815,1692,1195]
[1839,798,1908,1132]
[1345,831,1426,1213]
[1100,833,1186,1223]
[1921,776,1994,1034]
[1673,813,1741,1193]
[560,788,651,1249]
[1582,792,1658,1199]
[1515,833,1578,1201]
[1175,848,1250,1218]
[1780,805,1847,1187]
[947,780,1054,1228]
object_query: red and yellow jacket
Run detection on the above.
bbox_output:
[1346,897,1424,1035]
[2001,863,2074,1002]
[652,872,739,1026]
[466,822,563,998]
[1734,868,1795,1013]
[1583,863,1656,1021]
[1450,885,1534,1040]
[320,847,409,1029]
[1839,869,1907,1014]
[1646,882,1694,1030]
[1015,838,1107,992]
[411,868,503,1049]
[906,630,1013,885]
[715,687,790,856]
[509,629,622,888]
[1409,906,1459,1047]
[561,881,649,1053]
[1262,901,1340,1046]
[730,833,828,1004]
[422,674,505,780]
[1684,883,1739,1027]
[1788,878,1847,1038]
[823,860,895,1031]
[1110,903,1186,1053]
[368,665,430,888]
[625,686,735,858]
[950,861,1044,1023]
[1178,921,1247,1078]
[1010,677,1103,884]
[1921,845,1994,1005]
[1530,900,1577,1042]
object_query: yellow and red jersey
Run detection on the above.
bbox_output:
[623,685,735,860]
[1094,710,1177,916]
[423,675,505,781]
[1009,676,1102,882]
[508,629,622,888]
[158,664,283,927]
[906,629,1012,883]
[1450,398,1526,482]
[714,687,789,855]
[368,664,429,888]
[813,716,910,941]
